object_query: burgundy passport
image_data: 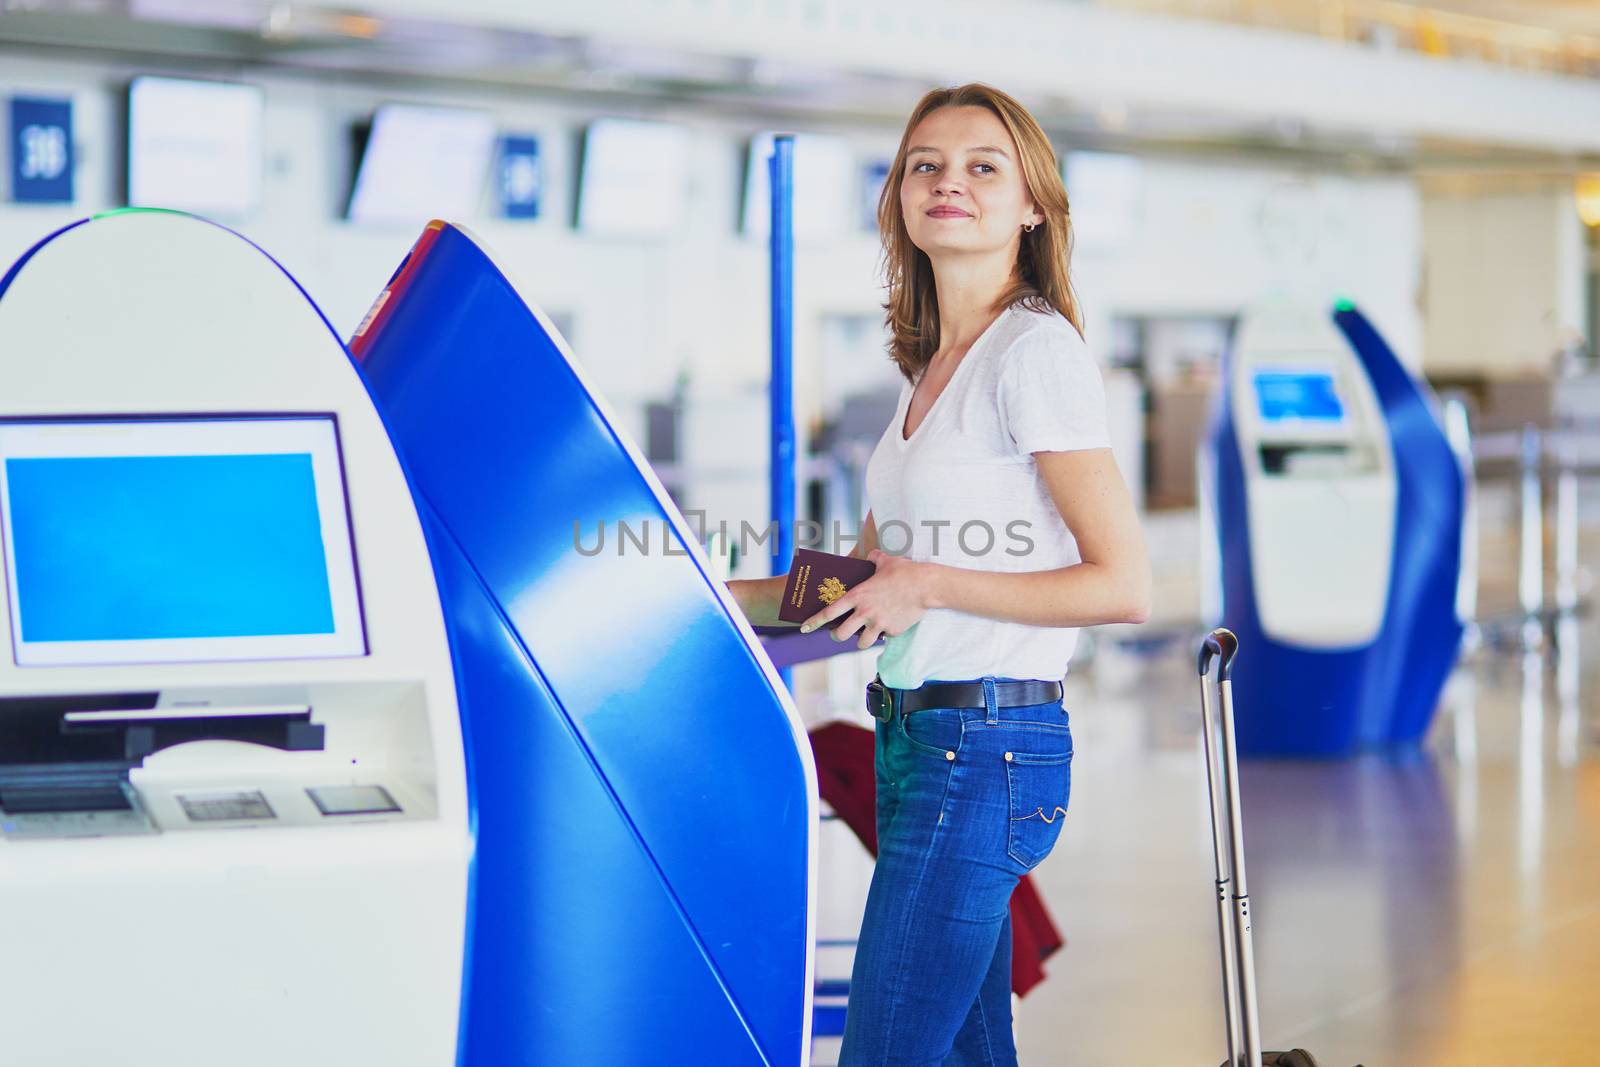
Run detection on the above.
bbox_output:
[778,548,878,626]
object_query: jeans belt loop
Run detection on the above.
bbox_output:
[981,676,999,725]
[891,685,904,722]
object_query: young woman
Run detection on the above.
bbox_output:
[730,83,1149,1065]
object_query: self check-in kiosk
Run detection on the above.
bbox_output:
[349,222,817,1067]
[0,210,816,1066]
[0,211,470,1065]
[1203,298,1466,756]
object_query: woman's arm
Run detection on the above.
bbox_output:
[925,449,1151,626]
[726,511,882,626]
[806,451,1150,646]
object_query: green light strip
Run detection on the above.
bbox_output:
[90,207,194,221]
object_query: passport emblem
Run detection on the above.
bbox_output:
[818,577,847,605]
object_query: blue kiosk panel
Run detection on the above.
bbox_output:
[1335,306,1466,748]
[350,223,814,1066]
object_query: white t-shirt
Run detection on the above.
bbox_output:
[863,301,1112,689]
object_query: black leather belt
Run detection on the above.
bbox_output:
[866,677,1063,723]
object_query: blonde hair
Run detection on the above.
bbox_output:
[877,83,1084,382]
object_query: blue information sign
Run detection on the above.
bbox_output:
[498,135,541,220]
[862,159,891,231]
[9,97,74,204]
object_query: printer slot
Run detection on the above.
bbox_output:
[1259,443,1352,475]
[62,705,326,760]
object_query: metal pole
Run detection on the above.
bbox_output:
[1199,673,1243,1066]
[769,136,796,689]
[1441,396,1477,632]
[1519,424,1544,650]
[1199,629,1260,1067]
[1217,673,1263,1067]
[1555,429,1579,618]
[769,136,796,578]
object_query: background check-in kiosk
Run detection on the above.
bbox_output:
[350,221,817,1066]
[0,211,470,1065]
[1203,298,1468,757]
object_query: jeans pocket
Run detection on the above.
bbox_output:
[1005,749,1073,869]
[897,708,965,760]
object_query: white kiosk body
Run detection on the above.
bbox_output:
[0,211,469,1066]
[1224,300,1397,648]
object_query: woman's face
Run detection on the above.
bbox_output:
[899,105,1039,260]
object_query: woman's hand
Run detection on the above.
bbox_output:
[800,549,935,650]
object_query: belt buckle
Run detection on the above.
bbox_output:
[866,679,892,723]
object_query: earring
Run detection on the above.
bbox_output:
[1022,221,1036,233]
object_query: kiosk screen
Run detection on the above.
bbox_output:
[1253,371,1345,423]
[0,416,366,666]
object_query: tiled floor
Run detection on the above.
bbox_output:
[1013,621,1600,1065]
[806,616,1600,1065]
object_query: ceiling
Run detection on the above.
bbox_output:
[0,0,1594,172]
[1092,0,1600,67]
[1413,0,1600,38]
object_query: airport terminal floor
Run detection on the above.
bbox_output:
[902,624,1600,1065]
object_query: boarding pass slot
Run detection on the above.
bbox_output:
[62,705,325,761]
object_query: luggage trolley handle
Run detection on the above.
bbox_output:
[1198,628,1262,1067]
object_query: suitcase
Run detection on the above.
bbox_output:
[1198,629,1364,1067]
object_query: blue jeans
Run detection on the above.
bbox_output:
[839,678,1074,1066]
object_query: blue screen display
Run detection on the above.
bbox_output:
[6,453,336,643]
[1254,372,1345,422]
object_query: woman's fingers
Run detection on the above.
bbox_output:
[856,619,884,650]
[800,595,849,633]
[803,595,892,648]
[830,608,867,642]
